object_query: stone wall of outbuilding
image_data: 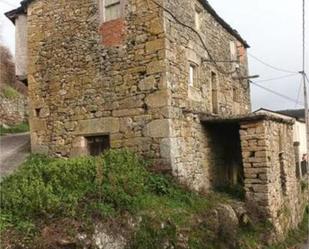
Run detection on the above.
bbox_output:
[240,118,308,239]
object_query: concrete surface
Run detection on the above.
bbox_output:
[0,133,30,178]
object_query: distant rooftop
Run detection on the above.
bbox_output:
[255,108,305,122]
[276,109,305,120]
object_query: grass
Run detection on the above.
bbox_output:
[0,150,307,249]
[1,85,20,99]
[0,122,29,136]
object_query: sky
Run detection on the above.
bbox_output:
[0,0,308,111]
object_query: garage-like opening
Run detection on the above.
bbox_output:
[205,122,244,196]
[85,135,110,156]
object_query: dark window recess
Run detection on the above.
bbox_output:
[35,108,41,117]
[86,135,110,156]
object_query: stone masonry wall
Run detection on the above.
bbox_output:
[0,91,27,126]
[27,0,173,164]
[161,0,251,190]
[26,0,252,191]
[240,119,308,239]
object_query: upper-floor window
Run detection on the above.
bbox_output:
[195,6,202,30]
[189,63,198,87]
[103,0,122,22]
[230,41,238,61]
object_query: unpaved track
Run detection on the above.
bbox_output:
[0,133,30,178]
[300,240,309,249]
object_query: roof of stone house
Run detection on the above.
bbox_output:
[254,108,305,123]
[200,112,296,125]
[5,0,249,48]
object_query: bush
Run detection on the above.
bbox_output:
[0,150,150,229]
[1,155,97,221]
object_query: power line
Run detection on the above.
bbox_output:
[149,0,238,76]
[253,73,299,84]
[250,81,303,106]
[248,52,298,74]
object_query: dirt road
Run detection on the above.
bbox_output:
[0,133,30,178]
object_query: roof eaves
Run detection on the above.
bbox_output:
[4,0,33,24]
[199,0,250,48]
[4,6,25,24]
[6,0,250,48]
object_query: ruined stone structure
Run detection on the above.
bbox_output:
[202,114,308,238]
[6,0,307,239]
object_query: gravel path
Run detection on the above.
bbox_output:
[0,133,30,178]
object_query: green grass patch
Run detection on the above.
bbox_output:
[1,85,20,99]
[0,122,29,136]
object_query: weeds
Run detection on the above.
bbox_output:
[0,122,29,136]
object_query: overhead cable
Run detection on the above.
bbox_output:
[250,81,303,106]
[253,73,299,84]
[248,53,298,74]
[150,0,238,75]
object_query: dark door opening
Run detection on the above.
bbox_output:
[86,135,110,156]
[206,123,244,190]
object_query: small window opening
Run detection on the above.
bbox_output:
[189,63,197,87]
[35,108,41,117]
[211,72,218,114]
[86,135,110,156]
[233,87,239,102]
[230,41,237,61]
[103,0,122,22]
[279,152,287,196]
[195,7,202,30]
[250,151,255,158]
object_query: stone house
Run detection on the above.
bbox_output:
[6,0,308,239]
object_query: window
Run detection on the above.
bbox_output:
[103,0,122,22]
[211,72,218,114]
[35,108,41,117]
[230,41,237,61]
[195,7,202,30]
[86,135,110,156]
[189,63,197,87]
[233,87,239,102]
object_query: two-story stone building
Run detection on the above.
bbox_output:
[6,0,308,239]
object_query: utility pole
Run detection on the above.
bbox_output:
[301,71,309,173]
[302,0,309,173]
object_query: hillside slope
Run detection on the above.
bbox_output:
[0,150,307,249]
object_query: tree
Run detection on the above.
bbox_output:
[0,43,15,87]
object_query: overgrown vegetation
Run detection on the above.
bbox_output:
[1,85,20,99]
[0,150,307,249]
[0,122,29,136]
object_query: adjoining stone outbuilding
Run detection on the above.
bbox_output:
[201,113,308,238]
[6,0,308,239]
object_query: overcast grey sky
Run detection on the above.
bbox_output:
[0,0,308,111]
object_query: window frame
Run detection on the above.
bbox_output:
[194,6,202,30]
[189,63,198,87]
[230,41,238,61]
[100,0,124,23]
